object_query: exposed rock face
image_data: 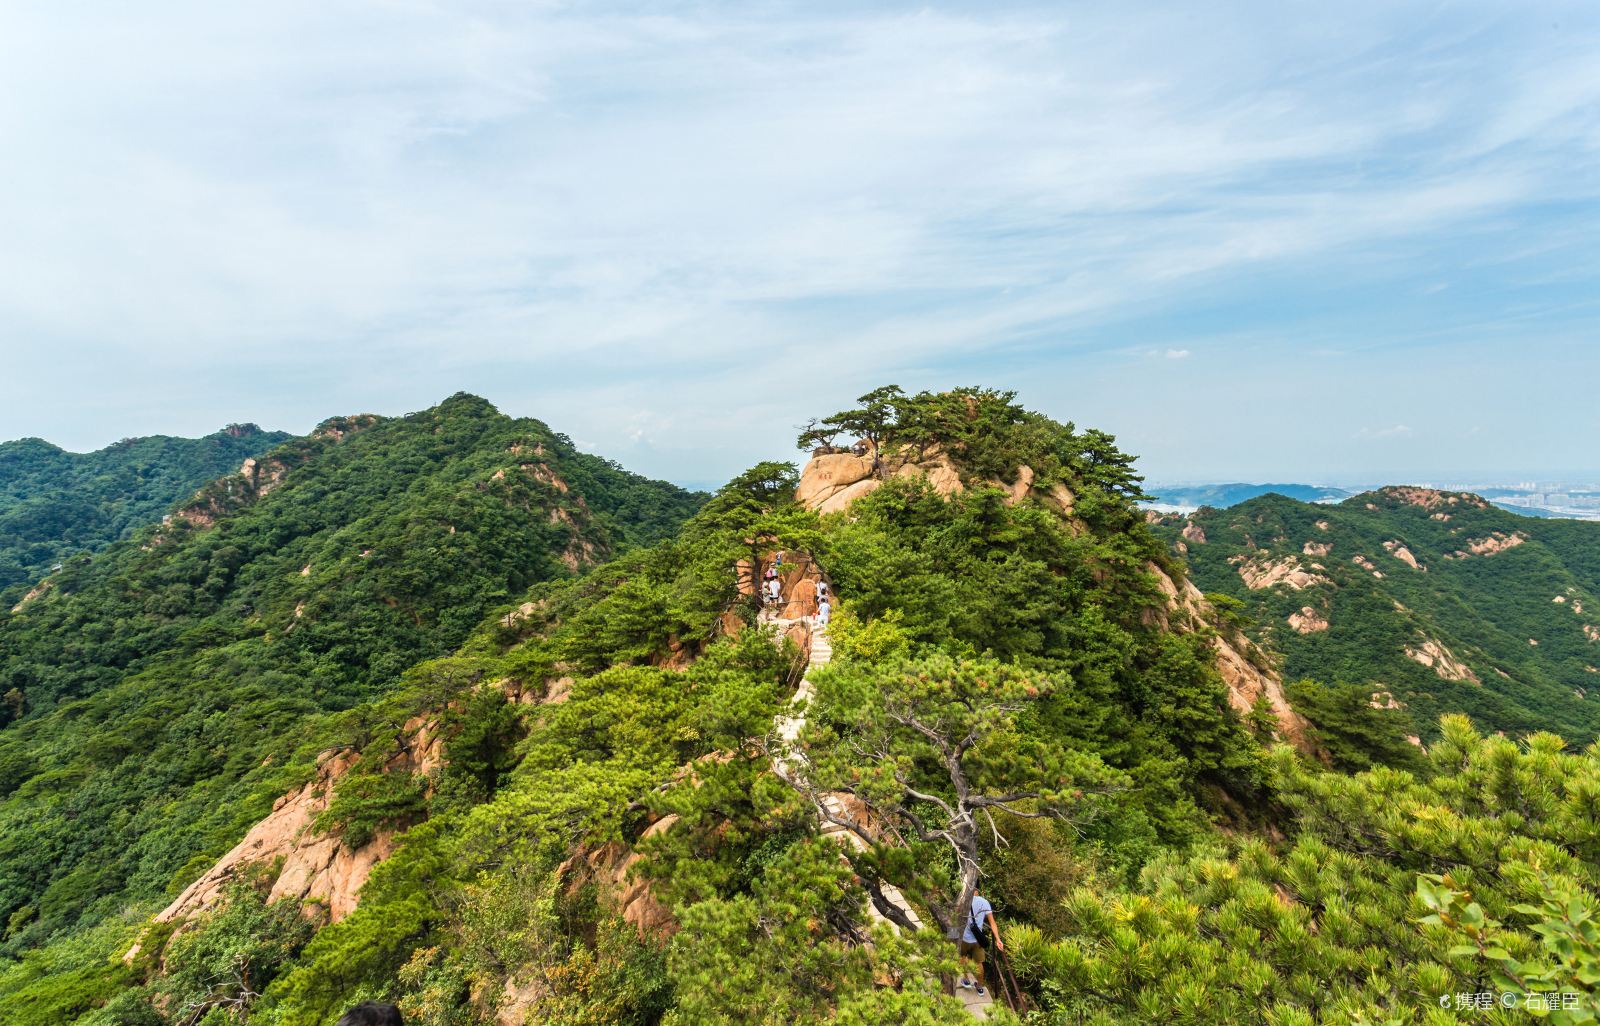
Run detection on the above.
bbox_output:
[818,478,882,515]
[1447,532,1527,559]
[239,455,290,498]
[549,506,602,571]
[795,452,877,511]
[1147,564,1312,749]
[795,442,978,516]
[1378,486,1488,510]
[892,454,963,498]
[1003,464,1035,505]
[1352,555,1384,578]
[1406,637,1480,684]
[1382,541,1423,571]
[1182,521,1207,545]
[737,551,829,621]
[9,581,50,613]
[139,714,446,949]
[1302,541,1331,556]
[1288,606,1329,634]
[1232,556,1327,591]
[556,818,678,940]
[1586,625,1600,643]
[311,414,381,443]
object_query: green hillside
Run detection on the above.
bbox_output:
[0,425,291,600]
[0,394,702,967]
[1153,487,1600,742]
[4,390,1600,1026]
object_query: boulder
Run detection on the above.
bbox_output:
[795,453,875,510]
[816,477,881,515]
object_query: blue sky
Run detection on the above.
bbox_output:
[2,1,1597,487]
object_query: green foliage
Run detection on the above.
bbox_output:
[1287,679,1428,773]
[0,915,139,1026]
[315,764,428,851]
[800,386,1147,504]
[0,425,291,601]
[662,840,966,1026]
[1007,720,1600,1023]
[154,882,314,1025]
[24,386,1597,1026]
[0,395,702,956]
[1157,490,1600,744]
[1417,873,1600,1023]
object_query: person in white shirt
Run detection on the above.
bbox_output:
[957,890,1001,995]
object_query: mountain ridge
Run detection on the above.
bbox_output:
[0,423,292,599]
[1151,484,1600,743]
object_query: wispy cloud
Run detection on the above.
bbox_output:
[1,2,1597,483]
[1356,425,1415,442]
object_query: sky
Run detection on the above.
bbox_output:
[2,1,1598,489]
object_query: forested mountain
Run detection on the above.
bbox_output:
[1151,487,1600,744]
[0,425,291,600]
[0,394,702,1005]
[3,390,1598,1026]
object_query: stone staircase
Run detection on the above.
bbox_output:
[767,612,992,1018]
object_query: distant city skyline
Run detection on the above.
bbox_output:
[3,2,1598,485]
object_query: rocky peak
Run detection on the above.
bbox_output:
[1363,486,1490,511]
[794,441,1047,517]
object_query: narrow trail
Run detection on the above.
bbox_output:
[765,609,995,1020]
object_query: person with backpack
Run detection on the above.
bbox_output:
[957,888,1002,995]
[766,573,782,608]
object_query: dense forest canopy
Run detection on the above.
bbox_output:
[0,388,1596,1026]
[0,395,702,985]
[1152,488,1600,744]
[0,425,291,600]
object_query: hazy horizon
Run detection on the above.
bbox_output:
[7,390,1598,497]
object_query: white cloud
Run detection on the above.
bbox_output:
[0,1,1596,483]
[1356,425,1415,441]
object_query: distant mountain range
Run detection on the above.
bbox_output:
[1150,486,1600,743]
[1146,481,1600,522]
[1144,482,1353,509]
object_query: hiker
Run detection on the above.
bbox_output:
[337,1003,404,1026]
[815,596,831,627]
[957,889,1002,995]
[814,579,829,606]
[766,574,783,608]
